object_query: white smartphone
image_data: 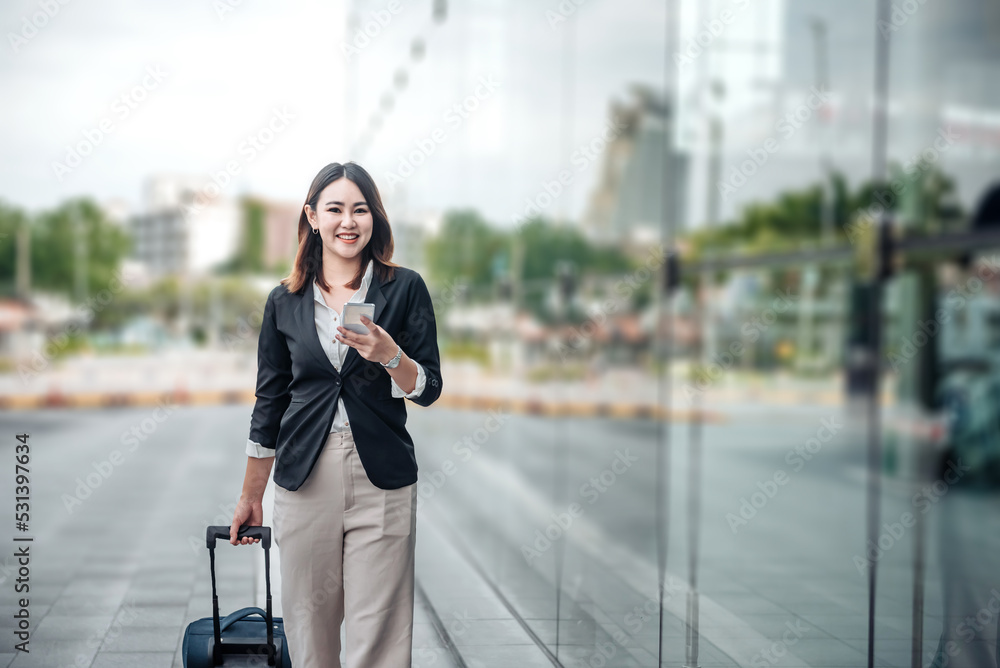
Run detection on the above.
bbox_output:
[341,302,375,334]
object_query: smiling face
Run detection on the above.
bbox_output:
[305,176,373,265]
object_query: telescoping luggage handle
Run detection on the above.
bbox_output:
[205,525,276,666]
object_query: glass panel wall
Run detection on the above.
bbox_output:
[365,0,1000,665]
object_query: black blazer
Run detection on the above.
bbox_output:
[248,265,442,491]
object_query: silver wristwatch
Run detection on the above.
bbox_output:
[381,345,402,369]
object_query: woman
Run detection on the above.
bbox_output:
[228,161,442,668]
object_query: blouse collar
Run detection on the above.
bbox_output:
[312,259,374,305]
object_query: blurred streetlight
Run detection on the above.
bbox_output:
[496,277,512,301]
[702,79,725,366]
[410,37,426,61]
[393,68,408,90]
[557,2,576,227]
[346,1,360,156]
[810,16,834,244]
[16,215,31,300]
[73,202,88,307]
[432,0,447,23]
[208,275,221,348]
[354,0,445,158]
[556,261,576,322]
[797,17,833,375]
[553,257,576,652]
[455,282,469,305]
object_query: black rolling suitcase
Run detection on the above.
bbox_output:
[182,525,292,667]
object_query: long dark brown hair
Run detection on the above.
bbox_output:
[281,161,398,294]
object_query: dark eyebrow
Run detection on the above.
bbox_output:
[324,201,368,206]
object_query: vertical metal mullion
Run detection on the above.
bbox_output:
[658,0,680,665]
[866,0,893,664]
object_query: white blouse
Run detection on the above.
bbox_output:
[245,259,426,458]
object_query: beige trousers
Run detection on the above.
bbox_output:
[272,429,417,668]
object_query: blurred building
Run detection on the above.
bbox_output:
[0,297,38,359]
[580,84,689,250]
[674,0,786,228]
[0,292,82,361]
[129,174,241,278]
[258,199,301,271]
[389,216,431,274]
[674,0,1000,229]
[100,198,132,227]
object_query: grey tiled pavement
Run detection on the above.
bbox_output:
[3,404,910,667]
[0,407,523,668]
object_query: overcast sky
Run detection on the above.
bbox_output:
[1,1,346,214]
[12,1,984,231]
[0,0,671,227]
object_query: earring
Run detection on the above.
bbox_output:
[312,227,319,235]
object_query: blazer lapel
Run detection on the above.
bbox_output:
[293,286,341,377]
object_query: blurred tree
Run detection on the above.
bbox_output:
[94,273,266,342]
[189,274,273,344]
[89,279,166,332]
[683,166,964,292]
[0,201,28,297]
[517,217,631,281]
[219,196,266,274]
[688,167,962,258]
[30,198,131,301]
[425,211,635,321]
[516,217,633,322]
[425,209,505,292]
[272,258,292,278]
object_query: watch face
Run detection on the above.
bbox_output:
[384,346,401,367]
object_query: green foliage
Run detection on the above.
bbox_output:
[441,338,490,365]
[0,202,27,296]
[76,274,180,332]
[93,273,268,338]
[219,197,267,274]
[687,166,963,259]
[681,166,964,292]
[188,275,272,342]
[526,362,587,382]
[515,216,633,321]
[272,257,292,278]
[3,197,131,301]
[516,217,632,281]
[49,330,92,359]
[425,212,636,322]
[425,209,505,290]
